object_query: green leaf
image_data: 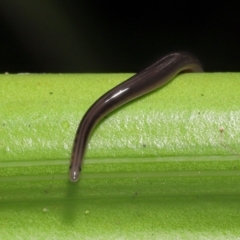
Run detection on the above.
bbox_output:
[0,73,240,239]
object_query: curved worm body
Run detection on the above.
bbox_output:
[70,52,203,182]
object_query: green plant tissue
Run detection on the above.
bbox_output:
[0,73,240,239]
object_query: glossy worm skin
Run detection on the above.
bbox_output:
[69,52,203,182]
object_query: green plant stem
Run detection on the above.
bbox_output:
[0,73,240,239]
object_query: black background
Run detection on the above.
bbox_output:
[0,1,239,73]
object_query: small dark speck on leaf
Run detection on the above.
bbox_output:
[143,144,146,148]
[201,94,204,96]
[49,92,53,95]
[198,112,201,114]
[2,123,5,126]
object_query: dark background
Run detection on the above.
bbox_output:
[0,1,239,73]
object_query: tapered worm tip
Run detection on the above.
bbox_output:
[69,169,80,182]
